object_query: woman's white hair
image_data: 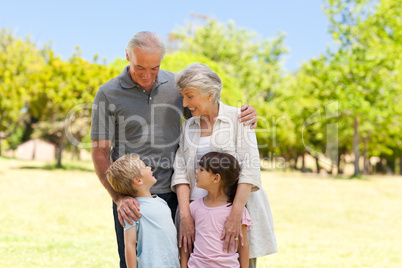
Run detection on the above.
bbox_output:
[175,63,222,103]
[126,31,166,59]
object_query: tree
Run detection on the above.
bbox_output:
[0,29,46,155]
[29,47,118,167]
[324,0,402,176]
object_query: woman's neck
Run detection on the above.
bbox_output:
[200,102,219,122]
[200,103,219,136]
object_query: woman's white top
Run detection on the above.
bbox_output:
[172,102,278,257]
[190,136,210,201]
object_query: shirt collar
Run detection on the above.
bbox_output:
[118,65,168,89]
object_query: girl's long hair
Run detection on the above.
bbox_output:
[199,152,241,206]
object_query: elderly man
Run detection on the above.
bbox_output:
[91,31,257,267]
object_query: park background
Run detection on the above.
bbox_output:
[1,0,401,267]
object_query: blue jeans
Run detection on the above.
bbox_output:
[113,192,178,268]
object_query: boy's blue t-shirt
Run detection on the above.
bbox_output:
[124,196,179,267]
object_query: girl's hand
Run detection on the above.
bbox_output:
[221,215,243,253]
[180,214,195,253]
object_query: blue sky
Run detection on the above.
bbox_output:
[0,0,333,72]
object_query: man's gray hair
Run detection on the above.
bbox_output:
[175,63,222,103]
[126,31,166,59]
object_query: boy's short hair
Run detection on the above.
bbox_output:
[106,154,141,197]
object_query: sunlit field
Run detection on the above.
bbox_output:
[1,157,401,267]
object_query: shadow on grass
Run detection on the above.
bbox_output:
[333,174,370,180]
[19,163,94,172]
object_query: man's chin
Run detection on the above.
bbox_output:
[140,82,154,90]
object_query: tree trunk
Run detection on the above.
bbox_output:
[353,117,360,176]
[363,137,369,175]
[315,157,320,173]
[337,153,343,174]
[57,146,63,168]
[387,158,395,174]
[400,157,402,175]
[376,158,384,174]
[302,153,306,173]
[57,133,66,169]
[0,132,4,156]
[71,145,81,161]
[293,153,299,170]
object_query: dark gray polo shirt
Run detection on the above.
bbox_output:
[91,66,183,194]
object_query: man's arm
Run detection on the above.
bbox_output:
[92,139,117,201]
[124,227,137,268]
[92,139,141,226]
[238,104,257,129]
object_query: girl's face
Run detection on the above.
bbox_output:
[195,166,216,190]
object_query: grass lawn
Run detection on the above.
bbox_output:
[1,157,401,267]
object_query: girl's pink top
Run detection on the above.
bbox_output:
[188,198,252,268]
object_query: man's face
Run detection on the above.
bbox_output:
[126,47,162,91]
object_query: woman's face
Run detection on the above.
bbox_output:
[180,88,213,117]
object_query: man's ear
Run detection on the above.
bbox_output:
[133,177,143,186]
[126,51,130,61]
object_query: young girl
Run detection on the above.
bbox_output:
[187,152,252,268]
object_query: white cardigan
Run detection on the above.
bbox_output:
[171,102,277,258]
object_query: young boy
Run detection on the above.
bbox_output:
[106,154,180,268]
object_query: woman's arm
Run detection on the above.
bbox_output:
[176,184,194,253]
[222,105,261,253]
[238,225,249,268]
[221,183,252,253]
[124,228,137,268]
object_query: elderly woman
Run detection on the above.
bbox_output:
[171,63,277,268]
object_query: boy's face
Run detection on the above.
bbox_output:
[138,160,157,186]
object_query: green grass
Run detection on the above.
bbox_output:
[259,173,402,268]
[0,158,115,267]
[1,158,401,267]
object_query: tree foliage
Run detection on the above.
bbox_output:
[0,29,45,137]
[0,31,117,165]
[322,0,402,175]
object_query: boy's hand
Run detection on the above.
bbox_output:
[238,104,257,129]
[117,196,141,227]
